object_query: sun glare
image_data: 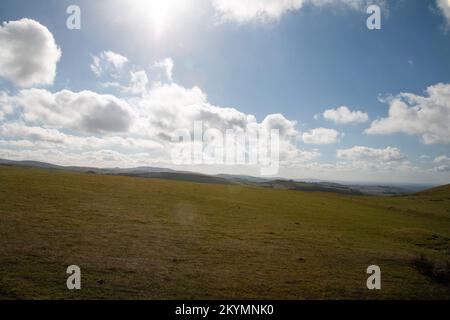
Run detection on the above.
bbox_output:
[129,0,191,37]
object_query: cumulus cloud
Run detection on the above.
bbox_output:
[261,113,298,138]
[212,0,383,22]
[0,18,61,87]
[132,84,299,159]
[0,122,69,144]
[0,121,165,154]
[101,69,150,95]
[302,128,341,144]
[338,146,406,162]
[212,0,305,22]
[337,146,410,171]
[1,52,426,181]
[0,55,308,171]
[127,70,149,94]
[365,83,450,144]
[0,91,14,121]
[153,58,174,82]
[14,89,134,135]
[132,85,304,169]
[436,0,450,27]
[0,147,167,169]
[91,51,129,78]
[323,106,369,124]
[132,82,260,141]
[280,148,321,167]
[433,155,450,172]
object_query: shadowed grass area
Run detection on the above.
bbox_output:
[0,165,449,299]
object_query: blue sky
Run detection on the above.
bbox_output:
[0,0,449,184]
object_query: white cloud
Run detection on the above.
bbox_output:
[0,122,69,144]
[3,54,437,182]
[15,89,134,135]
[153,58,174,82]
[100,70,149,95]
[337,146,411,171]
[0,91,14,121]
[302,128,341,144]
[0,147,167,169]
[261,113,298,138]
[91,51,129,78]
[131,82,259,140]
[436,0,450,27]
[131,86,305,168]
[323,106,369,124]
[0,18,61,87]
[212,0,383,23]
[280,148,321,167]
[434,155,450,164]
[127,70,149,94]
[0,56,308,171]
[338,146,406,162]
[365,83,450,144]
[433,155,450,172]
[212,0,305,22]
[0,121,165,153]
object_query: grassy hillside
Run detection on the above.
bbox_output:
[0,165,449,299]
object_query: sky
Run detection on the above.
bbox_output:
[0,0,449,184]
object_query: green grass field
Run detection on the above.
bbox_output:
[0,165,449,299]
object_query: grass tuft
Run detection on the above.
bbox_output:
[412,254,450,284]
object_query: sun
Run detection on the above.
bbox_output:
[129,0,191,37]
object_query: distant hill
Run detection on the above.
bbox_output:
[0,158,174,175]
[122,171,233,185]
[216,174,271,184]
[256,179,364,195]
[0,159,63,169]
[0,158,435,196]
[416,184,450,197]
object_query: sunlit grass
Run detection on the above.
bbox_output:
[0,166,449,299]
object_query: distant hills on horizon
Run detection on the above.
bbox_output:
[0,158,438,196]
